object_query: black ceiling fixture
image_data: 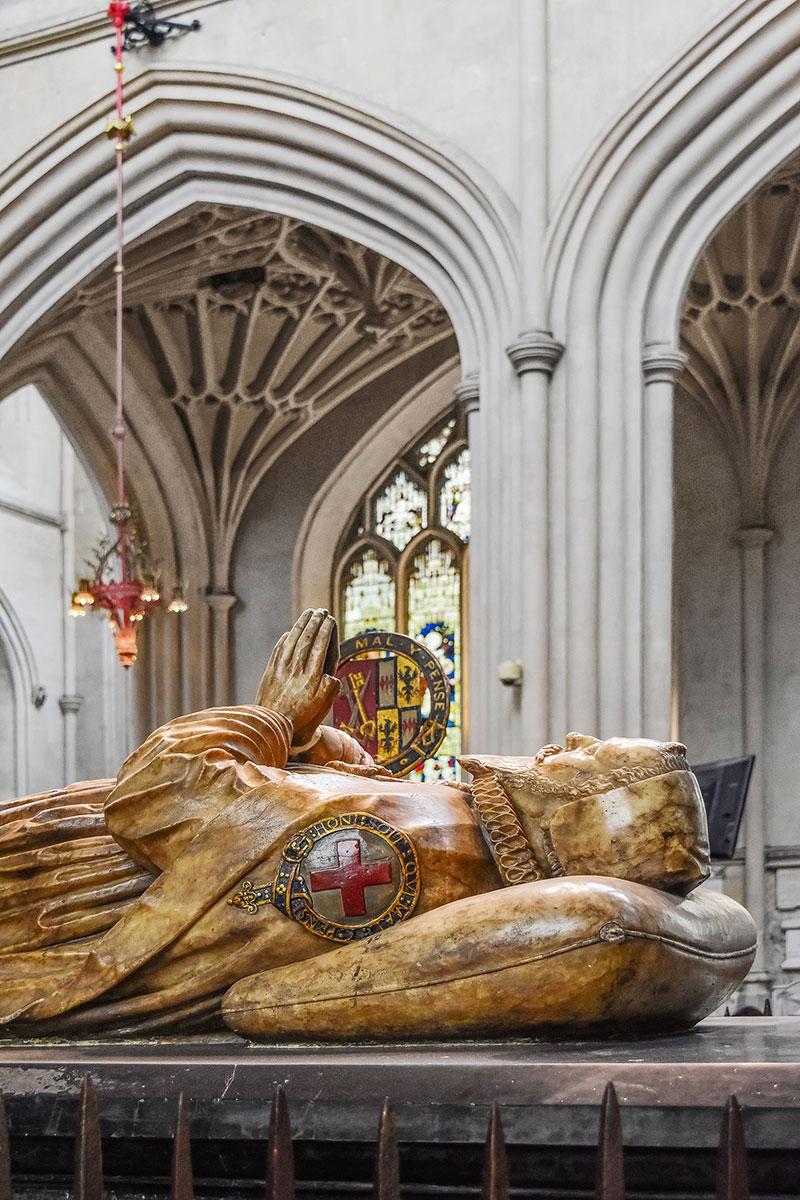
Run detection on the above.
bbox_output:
[112,2,201,52]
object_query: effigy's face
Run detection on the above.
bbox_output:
[465,733,710,895]
[532,731,690,781]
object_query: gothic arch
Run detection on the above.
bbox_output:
[545,0,800,740]
[293,360,460,612]
[0,346,207,730]
[0,65,520,737]
[0,67,518,368]
[0,586,40,796]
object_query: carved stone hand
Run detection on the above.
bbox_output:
[255,609,340,747]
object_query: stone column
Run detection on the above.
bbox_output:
[59,434,78,785]
[205,591,237,706]
[58,693,83,784]
[507,333,564,748]
[455,374,479,751]
[736,524,774,1001]
[500,1,561,751]
[454,373,479,428]
[641,344,687,739]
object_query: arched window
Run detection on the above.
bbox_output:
[335,411,469,781]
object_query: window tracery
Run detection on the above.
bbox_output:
[336,409,469,781]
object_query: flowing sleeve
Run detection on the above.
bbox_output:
[105,705,292,872]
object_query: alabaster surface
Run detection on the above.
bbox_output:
[0,611,756,1040]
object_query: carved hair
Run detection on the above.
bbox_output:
[488,747,690,803]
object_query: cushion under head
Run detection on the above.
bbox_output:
[222,875,757,1042]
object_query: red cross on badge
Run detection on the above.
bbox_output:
[240,812,420,943]
[309,837,392,916]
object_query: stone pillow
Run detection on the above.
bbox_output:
[222,875,757,1041]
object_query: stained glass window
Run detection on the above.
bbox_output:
[407,539,461,782]
[440,448,471,543]
[417,419,455,467]
[336,408,469,781]
[374,470,426,549]
[341,548,396,640]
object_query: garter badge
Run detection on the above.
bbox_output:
[229,813,420,943]
[333,631,450,776]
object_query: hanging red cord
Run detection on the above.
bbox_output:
[69,4,186,665]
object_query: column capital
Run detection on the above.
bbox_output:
[58,693,83,716]
[642,343,687,383]
[205,591,237,613]
[506,330,564,377]
[454,372,479,416]
[736,525,774,549]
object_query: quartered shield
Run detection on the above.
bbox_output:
[333,631,450,775]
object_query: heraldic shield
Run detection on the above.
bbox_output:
[332,632,450,775]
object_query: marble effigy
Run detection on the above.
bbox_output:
[0,611,756,1039]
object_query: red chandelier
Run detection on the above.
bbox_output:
[69,2,187,666]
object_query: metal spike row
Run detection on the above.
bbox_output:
[171,1092,195,1200]
[374,1099,401,1200]
[716,1095,749,1200]
[75,1075,103,1200]
[595,1082,625,1200]
[0,1093,11,1200]
[481,1102,510,1200]
[267,1084,296,1200]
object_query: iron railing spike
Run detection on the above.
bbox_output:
[267,1084,296,1200]
[595,1081,625,1200]
[75,1075,103,1200]
[481,1101,510,1200]
[171,1092,194,1200]
[374,1099,401,1200]
[0,1092,11,1200]
[716,1094,749,1200]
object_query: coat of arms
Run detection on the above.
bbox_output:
[333,631,451,775]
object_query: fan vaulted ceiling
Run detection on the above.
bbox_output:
[679,155,800,525]
[26,205,458,588]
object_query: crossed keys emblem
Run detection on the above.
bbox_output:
[339,670,376,742]
[333,632,451,776]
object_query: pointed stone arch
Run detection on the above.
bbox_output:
[0,66,520,740]
[0,585,40,796]
[546,0,800,740]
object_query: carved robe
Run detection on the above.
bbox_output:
[0,706,496,1034]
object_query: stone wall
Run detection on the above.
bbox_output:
[0,385,126,799]
[675,387,800,1004]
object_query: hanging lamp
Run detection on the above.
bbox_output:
[69,1,187,667]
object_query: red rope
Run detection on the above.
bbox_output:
[108,3,130,571]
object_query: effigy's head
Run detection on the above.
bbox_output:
[459,733,710,895]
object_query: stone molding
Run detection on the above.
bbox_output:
[0,0,204,66]
[641,344,687,384]
[0,67,518,371]
[0,66,520,745]
[204,592,238,613]
[736,526,775,549]
[454,373,479,416]
[543,0,800,739]
[506,331,564,377]
[0,491,64,529]
[58,694,84,716]
[0,585,40,795]
[293,362,459,613]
